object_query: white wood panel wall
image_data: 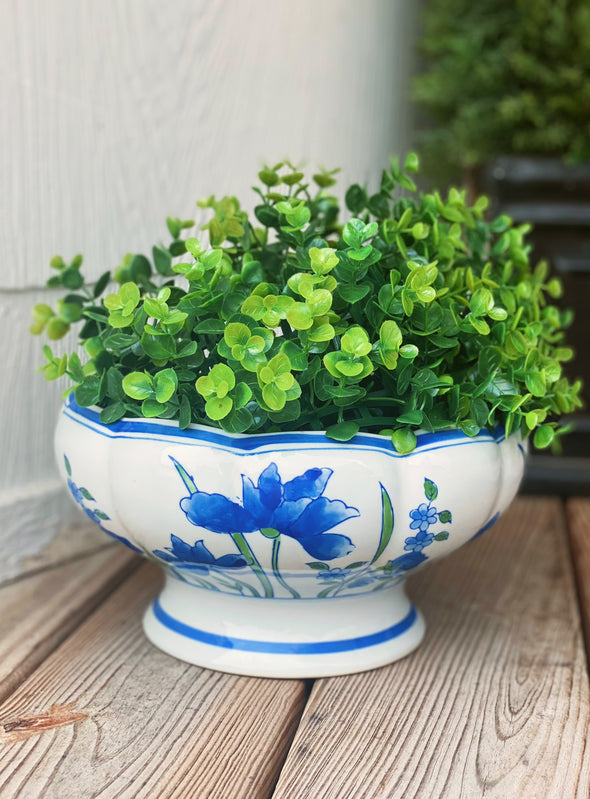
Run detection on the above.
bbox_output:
[0,0,419,581]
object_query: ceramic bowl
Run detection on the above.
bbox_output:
[55,396,525,678]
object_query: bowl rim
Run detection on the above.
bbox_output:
[62,396,509,455]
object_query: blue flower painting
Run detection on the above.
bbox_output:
[154,536,247,574]
[314,477,453,598]
[409,503,438,533]
[176,460,359,561]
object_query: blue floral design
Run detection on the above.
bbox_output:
[154,536,247,574]
[409,503,438,532]
[176,460,359,561]
[404,530,435,553]
[64,455,141,553]
[314,477,454,597]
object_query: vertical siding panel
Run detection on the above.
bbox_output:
[0,0,419,571]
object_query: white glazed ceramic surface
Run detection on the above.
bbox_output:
[55,397,525,678]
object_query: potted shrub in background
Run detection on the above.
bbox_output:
[31,156,582,677]
[413,0,590,486]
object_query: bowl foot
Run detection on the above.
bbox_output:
[143,576,425,678]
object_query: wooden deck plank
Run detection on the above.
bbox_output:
[0,547,138,704]
[567,498,590,660]
[0,563,307,799]
[271,497,590,799]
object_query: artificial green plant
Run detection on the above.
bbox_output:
[32,155,582,453]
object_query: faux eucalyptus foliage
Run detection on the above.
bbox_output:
[32,156,582,453]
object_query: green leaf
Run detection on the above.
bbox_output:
[525,371,546,398]
[438,510,452,524]
[396,409,423,425]
[534,425,555,449]
[262,382,286,411]
[391,428,417,454]
[153,245,172,276]
[64,455,72,476]
[142,398,164,417]
[220,406,253,433]
[433,531,449,541]
[122,372,154,401]
[205,395,233,420]
[424,478,438,501]
[325,421,360,442]
[286,303,313,330]
[345,184,367,214]
[75,376,102,407]
[154,368,178,403]
[307,562,330,570]
[460,419,480,437]
[337,284,370,304]
[468,316,490,335]
[100,402,126,424]
[61,267,84,289]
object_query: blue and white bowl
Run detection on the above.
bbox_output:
[56,396,525,678]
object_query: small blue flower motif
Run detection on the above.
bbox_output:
[404,530,435,553]
[316,567,375,589]
[154,536,247,574]
[176,460,359,561]
[409,502,438,533]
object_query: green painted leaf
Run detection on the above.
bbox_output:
[438,510,452,524]
[307,562,330,571]
[424,478,438,501]
[373,484,394,561]
[260,527,280,539]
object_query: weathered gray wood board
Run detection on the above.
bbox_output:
[0,563,307,799]
[271,498,590,799]
[0,547,138,704]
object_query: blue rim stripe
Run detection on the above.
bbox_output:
[65,396,503,452]
[152,598,418,654]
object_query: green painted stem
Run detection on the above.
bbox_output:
[271,538,300,599]
[185,572,220,592]
[212,571,260,598]
[231,533,274,598]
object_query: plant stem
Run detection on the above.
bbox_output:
[271,538,300,599]
[231,533,274,598]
